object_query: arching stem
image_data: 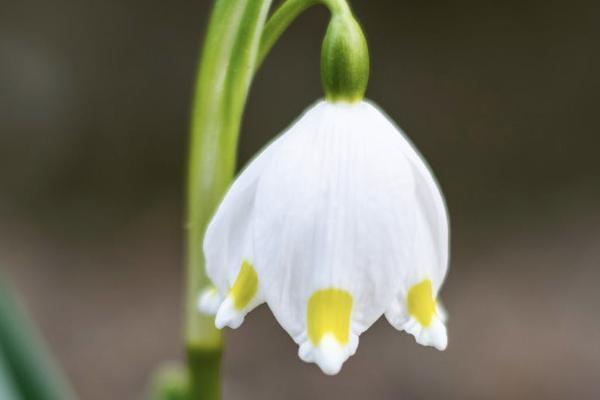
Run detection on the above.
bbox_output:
[186,1,272,398]
[258,0,353,66]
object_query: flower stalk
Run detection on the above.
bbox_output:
[185,0,272,398]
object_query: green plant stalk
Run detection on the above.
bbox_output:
[258,0,352,66]
[0,280,75,400]
[258,0,319,66]
[185,0,272,398]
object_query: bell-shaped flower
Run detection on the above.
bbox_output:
[198,99,449,375]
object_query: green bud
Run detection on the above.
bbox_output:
[321,14,370,103]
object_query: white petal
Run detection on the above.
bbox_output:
[299,334,359,375]
[365,101,449,348]
[215,296,245,329]
[384,198,449,349]
[368,101,449,288]
[201,136,285,327]
[253,101,420,373]
[197,287,222,315]
[436,300,449,323]
[385,285,448,351]
[402,314,447,351]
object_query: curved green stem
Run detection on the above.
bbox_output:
[186,0,272,398]
[258,0,319,66]
[258,0,352,66]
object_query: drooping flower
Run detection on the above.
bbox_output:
[199,99,449,375]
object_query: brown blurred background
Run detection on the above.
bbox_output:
[2,0,600,399]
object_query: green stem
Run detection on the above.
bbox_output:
[258,0,318,65]
[185,0,272,398]
[186,348,221,400]
[258,0,352,66]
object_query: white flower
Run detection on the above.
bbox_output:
[198,100,449,375]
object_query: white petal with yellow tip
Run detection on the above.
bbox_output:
[199,137,286,328]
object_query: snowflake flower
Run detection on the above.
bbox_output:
[199,100,449,375]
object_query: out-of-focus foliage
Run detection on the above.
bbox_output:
[149,363,188,400]
[0,346,22,400]
[0,279,75,400]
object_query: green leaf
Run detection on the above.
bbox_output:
[0,346,22,400]
[0,278,76,400]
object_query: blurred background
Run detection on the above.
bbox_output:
[1,0,600,399]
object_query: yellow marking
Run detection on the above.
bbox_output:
[230,261,258,310]
[307,288,353,345]
[407,279,437,327]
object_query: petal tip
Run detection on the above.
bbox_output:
[405,316,448,351]
[197,287,221,315]
[315,335,346,375]
[298,333,358,376]
[386,301,448,351]
[214,297,245,329]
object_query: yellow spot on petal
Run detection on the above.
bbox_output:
[230,261,258,310]
[307,289,353,345]
[407,279,437,327]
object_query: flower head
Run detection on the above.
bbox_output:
[199,100,449,375]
